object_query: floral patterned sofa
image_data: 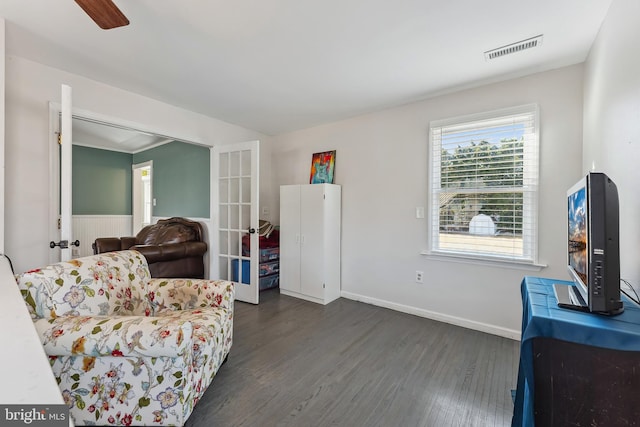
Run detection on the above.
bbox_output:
[15,250,234,426]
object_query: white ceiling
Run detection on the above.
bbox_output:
[0,0,612,136]
[72,117,173,153]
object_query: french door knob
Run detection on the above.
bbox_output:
[248,228,256,234]
[50,240,68,249]
[49,239,80,249]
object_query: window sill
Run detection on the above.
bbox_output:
[420,250,547,271]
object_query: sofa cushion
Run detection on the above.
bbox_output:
[17,251,152,320]
[136,223,197,245]
[130,241,207,263]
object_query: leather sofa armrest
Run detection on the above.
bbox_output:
[132,242,207,263]
[121,236,137,249]
[94,237,137,254]
[94,238,124,254]
[182,241,207,256]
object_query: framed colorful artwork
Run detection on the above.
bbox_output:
[309,150,336,184]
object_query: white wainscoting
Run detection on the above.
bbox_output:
[72,215,133,257]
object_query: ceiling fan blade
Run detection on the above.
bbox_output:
[74,0,129,30]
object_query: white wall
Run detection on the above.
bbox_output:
[0,19,4,253]
[5,56,269,273]
[269,65,585,336]
[583,0,640,292]
[1,25,65,408]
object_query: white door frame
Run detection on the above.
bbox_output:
[47,104,207,264]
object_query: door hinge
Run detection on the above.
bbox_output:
[57,133,62,145]
[57,218,61,230]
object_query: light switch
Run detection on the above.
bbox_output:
[416,207,425,219]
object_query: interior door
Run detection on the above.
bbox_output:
[57,84,74,262]
[212,141,260,304]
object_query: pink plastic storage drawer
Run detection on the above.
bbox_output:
[259,261,279,277]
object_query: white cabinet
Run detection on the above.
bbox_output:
[280,184,341,304]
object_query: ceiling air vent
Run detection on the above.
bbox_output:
[484,35,543,60]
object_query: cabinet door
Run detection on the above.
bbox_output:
[280,185,301,292]
[300,185,326,299]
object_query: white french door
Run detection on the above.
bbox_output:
[212,141,260,304]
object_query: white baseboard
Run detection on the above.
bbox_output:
[340,290,521,341]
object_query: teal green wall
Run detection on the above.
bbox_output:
[73,145,132,215]
[134,141,210,218]
[72,141,210,217]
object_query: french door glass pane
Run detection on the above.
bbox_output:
[241,177,251,203]
[219,205,228,229]
[219,258,229,280]
[219,153,229,177]
[230,178,240,203]
[230,152,240,177]
[241,150,251,175]
[219,232,228,256]
[241,205,251,231]
[230,205,239,230]
[219,179,229,203]
[230,233,240,256]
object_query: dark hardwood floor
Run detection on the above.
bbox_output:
[186,288,520,427]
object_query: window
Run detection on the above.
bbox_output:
[428,104,539,264]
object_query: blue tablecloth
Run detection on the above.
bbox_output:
[511,276,640,427]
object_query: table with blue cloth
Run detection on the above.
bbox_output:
[512,276,640,427]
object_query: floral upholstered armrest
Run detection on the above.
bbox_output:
[147,278,235,314]
[33,314,193,357]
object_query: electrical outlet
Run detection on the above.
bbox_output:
[415,270,424,283]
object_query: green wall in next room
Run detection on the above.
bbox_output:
[73,145,132,215]
[134,141,210,218]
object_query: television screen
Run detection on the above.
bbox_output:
[563,172,623,315]
[567,185,588,292]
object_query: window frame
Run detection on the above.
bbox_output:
[426,104,541,266]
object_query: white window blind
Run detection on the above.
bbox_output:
[428,104,539,263]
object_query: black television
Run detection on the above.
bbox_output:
[554,172,623,315]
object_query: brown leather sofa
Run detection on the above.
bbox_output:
[93,217,207,278]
